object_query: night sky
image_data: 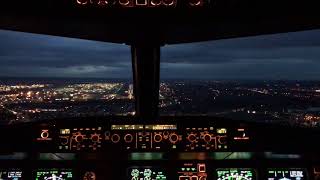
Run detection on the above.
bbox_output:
[0,29,320,80]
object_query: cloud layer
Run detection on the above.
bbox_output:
[0,29,320,80]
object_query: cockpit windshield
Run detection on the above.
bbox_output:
[0,30,134,125]
[160,29,320,128]
[1,29,320,128]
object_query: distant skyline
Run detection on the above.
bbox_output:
[0,29,320,80]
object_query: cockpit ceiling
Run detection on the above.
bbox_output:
[0,0,319,44]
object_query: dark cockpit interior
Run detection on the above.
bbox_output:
[1,0,320,179]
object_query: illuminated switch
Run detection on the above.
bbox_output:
[136,0,147,5]
[198,164,206,173]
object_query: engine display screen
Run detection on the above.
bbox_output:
[177,163,207,180]
[35,169,73,180]
[216,168,256,180]
[0,170,23,180]
[128,167,167,180]
[267,169,307,180]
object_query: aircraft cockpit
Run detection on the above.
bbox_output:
[1,0,320,179]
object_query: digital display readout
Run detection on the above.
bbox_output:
[128,167,167,180]
[145,125,177,130]
[267,169,307,180]
[111,125,177,130]
[216,168,256,180]
[0,170,23,180]
[35,169,73,180]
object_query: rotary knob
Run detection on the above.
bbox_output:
[187,133,197,143]
[119,0,130,5]
[162,0,174,6]
[100,0,116,5]
[169,133,179,144]
[91,134,101,143]
[41,130,50,139]
[189,0,201,6]
[76,0,89,5]
[75,135,84,143]
[151,0,161,5]
[203,134,211,143]
[124,134,134,143]
[154,133,163,142]
[218,136,227,144]
[90,0,100,4]
[60,137,69,145]
[111,134,120,143]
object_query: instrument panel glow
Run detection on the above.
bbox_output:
[0,170,22,180]
[35,169,73,180]
[216,168,255,180]
[111,125,177,130]
[177,163,207,180]
[111,125,144,130]
[267,169,307,180]
[128,167,167,180]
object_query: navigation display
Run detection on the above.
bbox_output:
[177,163,207,180]
[267,169,307,180]
[216,168,256,180]
[128,167,167,180]
[35,169,73,180]
[0,170,22,180]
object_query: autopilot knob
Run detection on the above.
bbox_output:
[218,136,227,144]
[76,0,88,5]
[203,134,211,143]
[111,134,121,143]
[169,133,179,144]
[124,134,134,143]
[151,0,161,5]
[154,133,163,143]
[90,0,100,4]
[91,133,101,143]
[187,133,197,143]
[189,0,201,6]
[60,137,69,145]
[75,134,84,143]
[119,0,130,5]
[162,0,174,6]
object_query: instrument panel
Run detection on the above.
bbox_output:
[0,170,22,180]
[35,124,250,152]
[75,0,208,8]
[35,169,73,180]
[177,163,207,180]
[128,166,167,180]
[267,169,307,180]
[216,168,255,180]
[0,167,317,179]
